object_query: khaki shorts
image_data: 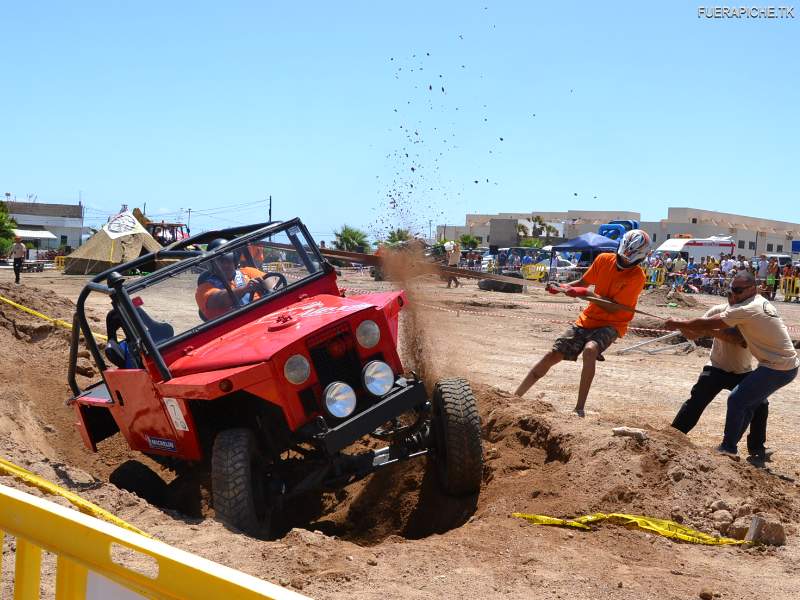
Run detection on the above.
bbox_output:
[552,325,618,361]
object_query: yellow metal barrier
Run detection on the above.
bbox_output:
[780,276,799,302]
[645,267,665,288]
[0,483,308,599]
[55,255,66,269]
[521,263,548,281]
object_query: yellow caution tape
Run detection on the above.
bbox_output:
[0,457,149,537]
[0,294,107,341]
[513,512,747,546]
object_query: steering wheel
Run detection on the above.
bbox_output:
[259,271,288,293]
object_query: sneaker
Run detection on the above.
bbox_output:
[572,408,586,418]
[716,444,739,460]
[746,455,766,469]
[746,449,774,463]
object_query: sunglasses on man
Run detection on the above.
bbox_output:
[728,284,753,294]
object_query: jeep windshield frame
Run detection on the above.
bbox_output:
[68,218,331,396]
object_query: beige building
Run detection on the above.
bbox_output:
[437,210,640,245]
[439,207,799,255]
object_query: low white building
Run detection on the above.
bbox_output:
[4,201,84,250]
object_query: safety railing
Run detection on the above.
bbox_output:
[0,483,307,600]
[781,276,800,302]
[645,267,666,288]
[521,263,548,281]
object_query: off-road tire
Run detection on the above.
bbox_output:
[431,378,483,495]
[110,460,168,506]
[211,428,271,537]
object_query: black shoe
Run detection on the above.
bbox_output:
[747,449,774,463]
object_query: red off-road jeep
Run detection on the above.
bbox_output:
[68,219,482,535]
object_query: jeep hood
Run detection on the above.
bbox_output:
[168,293,403,376]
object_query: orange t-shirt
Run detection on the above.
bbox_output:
[574,253,645,337]
[195,266,265,320]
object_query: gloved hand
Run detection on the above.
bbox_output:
[545,282,565,295]
[564,286,589,298]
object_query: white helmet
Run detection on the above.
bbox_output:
[616,229,650,269]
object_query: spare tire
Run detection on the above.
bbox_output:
[478,270,524,293]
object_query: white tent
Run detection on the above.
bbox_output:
[12,228,57,241]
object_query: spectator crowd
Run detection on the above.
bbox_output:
[644,252,800,301]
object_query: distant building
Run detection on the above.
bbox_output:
[3,201,84,249]
[437,210,639,246]
[439,207,799,255]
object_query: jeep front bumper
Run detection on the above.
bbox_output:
[320,378,428,454]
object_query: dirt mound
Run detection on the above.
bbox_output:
[639,287,700,308]
[475,387,798,534]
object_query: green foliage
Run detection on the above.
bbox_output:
[333,224,371,253]
[521,238,543,248]
[525,215,558,240]
[0,202,16,243]
[0,237,11,256]
[386,228,412,244]
[458,234,479,249]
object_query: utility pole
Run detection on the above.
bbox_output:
[186,208,192,234]
[429,219,432,240]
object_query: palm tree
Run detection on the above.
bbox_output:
[517,223,529,238]
[0,202,16,256]
[387,228,412,244]
[529,215,546,237]
[459,234,479,249]
[333,225,371,253]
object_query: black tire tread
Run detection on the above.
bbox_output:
[211,428,268,535]
[432,377,483,495]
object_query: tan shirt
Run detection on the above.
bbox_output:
[720,294,799,371]
[705,304,753,374]
[447,246,461,267]
[10,242,26,259]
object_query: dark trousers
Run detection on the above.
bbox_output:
[721,366,797,453]
[13,257,23,283]
[672,366,768,456]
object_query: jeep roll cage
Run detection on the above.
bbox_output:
[68,218,330,396]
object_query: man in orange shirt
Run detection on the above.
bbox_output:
[515,230,651,416]
[196,252,279,321]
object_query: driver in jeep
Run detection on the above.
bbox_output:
[196,251,279,321]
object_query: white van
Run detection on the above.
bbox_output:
[763,253,792,268]
[655,236,736,262]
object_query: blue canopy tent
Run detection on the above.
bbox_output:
[548,232,619,277]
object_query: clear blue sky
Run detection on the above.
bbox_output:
[1,2,797,243]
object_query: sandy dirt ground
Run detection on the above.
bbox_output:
[1,267,800,599]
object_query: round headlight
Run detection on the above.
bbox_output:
[284,354,310,385]
[323,382,357,418]
[362,361,395,396]
[356,320,381,349]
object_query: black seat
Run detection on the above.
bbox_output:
[136,307,174,343]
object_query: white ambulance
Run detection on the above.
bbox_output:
[655,236,736,262]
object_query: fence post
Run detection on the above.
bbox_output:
[14,538,42,600]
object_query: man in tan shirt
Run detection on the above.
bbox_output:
[666,272,799,458]
[10,237,26,284]
[671,303,769,464]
